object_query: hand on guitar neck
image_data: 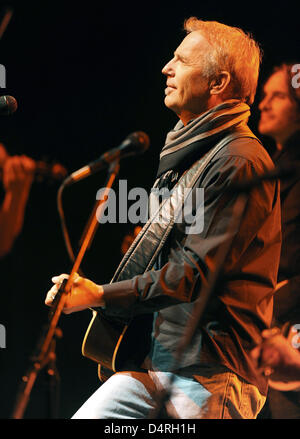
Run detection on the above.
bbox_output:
[250,327,300,391]
[45,273,105,314]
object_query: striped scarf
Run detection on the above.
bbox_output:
[156,99,251,179]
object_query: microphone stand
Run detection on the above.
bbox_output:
[11,160,120,419]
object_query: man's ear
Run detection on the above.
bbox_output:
[209,71,231,95]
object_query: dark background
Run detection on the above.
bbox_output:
[0,0,299,419]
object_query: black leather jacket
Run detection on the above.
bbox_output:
[101,127,282,396]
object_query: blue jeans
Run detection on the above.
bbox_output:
[72,366,266,419]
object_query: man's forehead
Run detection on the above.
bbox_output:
[176,31,211,58]
[264,70,289,92]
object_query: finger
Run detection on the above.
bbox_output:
[50,283,60,294]
[250,345,261,361]
[261,327,280,339]
[261,330,274,339]
[262,367,274,377]
[72,272,81,283]
[10,156,34,175]
[250,346,264,370]
[52,274,69,284]
[3,156,33,187]
[3,159,17,186]
[20,155,36,173]
[45,285,59,305]
[9,156,26,176]
[250,343,274,370]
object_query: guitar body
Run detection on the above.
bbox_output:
[82,310,153,381]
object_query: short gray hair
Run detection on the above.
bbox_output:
[184,17,263,105]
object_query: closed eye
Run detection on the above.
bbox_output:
[174,51,188,64]
[272,91,288,99]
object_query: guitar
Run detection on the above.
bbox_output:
[82,309,153,381]
[81,227,153,381]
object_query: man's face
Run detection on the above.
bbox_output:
[162,31,213,124]
[258,70,300,145]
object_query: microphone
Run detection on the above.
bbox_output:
[0,160,68,183]
[64,131,150,185]
[0,95,17,115]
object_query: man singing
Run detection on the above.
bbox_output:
[46,18,281,419]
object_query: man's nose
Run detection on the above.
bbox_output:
[259,95,270,111]
[162,58,174,76]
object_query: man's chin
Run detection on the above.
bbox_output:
[164,97,179,113]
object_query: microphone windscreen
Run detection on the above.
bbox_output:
[126,131,150,154]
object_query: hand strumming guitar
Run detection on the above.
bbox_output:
[45,273,105,314]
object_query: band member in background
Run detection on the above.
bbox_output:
[0,143,35,258]
[256,62,300,418]
[46,18,282,419]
